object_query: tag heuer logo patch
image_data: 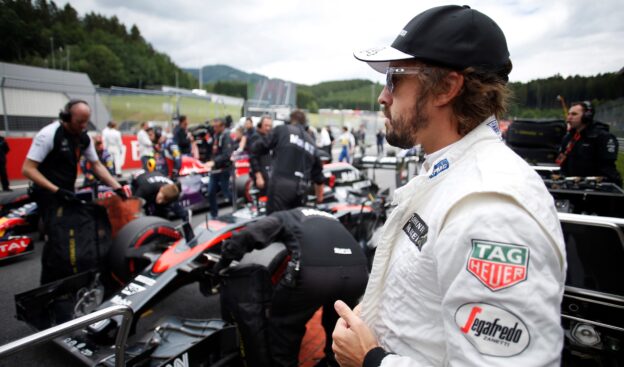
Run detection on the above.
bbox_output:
[467,240,529,291]
[402,213,428,250]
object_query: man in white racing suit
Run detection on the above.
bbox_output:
[331,5,567,367]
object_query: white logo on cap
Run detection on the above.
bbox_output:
[363,47,384,56]
[399,30,407,37]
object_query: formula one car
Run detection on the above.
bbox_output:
[162,154,250,215]
[0,185,133,264]
[0,200,37,262]
[12,175,388,366]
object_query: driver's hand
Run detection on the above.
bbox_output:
[256,175,265,189]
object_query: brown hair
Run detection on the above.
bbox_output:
[290,110,306,125]
[158,184,180,204]
[417,61,512,136]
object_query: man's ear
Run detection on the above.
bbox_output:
[433,71,464,107]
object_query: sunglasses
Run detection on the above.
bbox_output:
[385,66,430,94]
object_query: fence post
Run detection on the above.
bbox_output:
[1,76,9,134]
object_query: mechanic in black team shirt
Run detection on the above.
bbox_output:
[22,99,125,284]
[251,110,325,213]
[216,207,369,367]
[248,115,273,196]
[557,101,622,186]
[206,118,233,218]
[131,170,187,222]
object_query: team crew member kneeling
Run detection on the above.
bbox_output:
[216,207,369,367]
[131,170,187,222]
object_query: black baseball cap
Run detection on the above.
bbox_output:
[354,5,510,74]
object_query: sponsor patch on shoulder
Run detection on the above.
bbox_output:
[486,119,502,139]
[467,240,529,291]
[429,159,449,179]
[402,213,428,250]
[455,302,530,357]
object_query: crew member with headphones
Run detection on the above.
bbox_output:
[251,110,325,213]
[22,99,126,284]
[557,101,622,186]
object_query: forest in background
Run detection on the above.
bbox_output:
[1,0,623,121]
[0,0,195,88]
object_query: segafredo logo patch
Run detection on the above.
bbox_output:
[467,240,529,291]
[429,158,449,179]
[455,303,530,357]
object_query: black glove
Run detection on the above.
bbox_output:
[281,258,300,288]
[114,187,128,200]
[212,257,232,276]
[55,188,77,203]
[221,239,247,262]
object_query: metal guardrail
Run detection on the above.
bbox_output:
[618,138,624,153]
[0,305,133,367]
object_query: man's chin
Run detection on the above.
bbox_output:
[386,134,414,149]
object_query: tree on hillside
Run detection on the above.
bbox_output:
[0,0,196,89]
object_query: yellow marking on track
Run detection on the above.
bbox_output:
[140,309,154,318]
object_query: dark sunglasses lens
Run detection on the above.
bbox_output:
[386,71,393,93]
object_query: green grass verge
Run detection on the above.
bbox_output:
[102,94,242,124]
[617,152,624,179]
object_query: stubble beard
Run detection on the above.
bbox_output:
[385,97,430,149]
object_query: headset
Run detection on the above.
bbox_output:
[59,99,89,123]
[580,100,594,124]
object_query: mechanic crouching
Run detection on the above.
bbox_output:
[131,170,187,222]
[214,207,368,367]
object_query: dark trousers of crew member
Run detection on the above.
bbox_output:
[147,201,189,223]
[31,188,64,284]
[268,264,368,367]
[321,145,332,163]
[267,177,306,214]
[0,159,9,191]
[208,169,232,218]
[251,170,269,197]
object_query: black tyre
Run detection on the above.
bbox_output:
[108,216,181,284]
[243,178,254,203]
[235,173,249,200]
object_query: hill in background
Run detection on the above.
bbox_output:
[183,64,268,85]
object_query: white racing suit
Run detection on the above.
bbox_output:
[361,118,566,366]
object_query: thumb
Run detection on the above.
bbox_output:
[335,300,359,327]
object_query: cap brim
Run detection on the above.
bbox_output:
[353,46,414,73]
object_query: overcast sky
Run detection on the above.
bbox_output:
[58,0,624,85]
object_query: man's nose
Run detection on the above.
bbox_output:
[378,87,392,107]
